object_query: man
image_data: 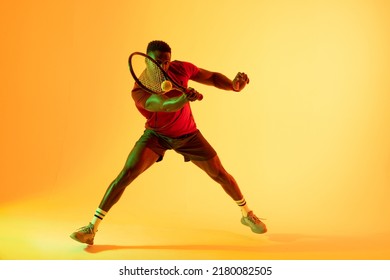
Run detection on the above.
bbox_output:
[70,40,267,245]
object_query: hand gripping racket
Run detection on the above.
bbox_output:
[128,52,203,100]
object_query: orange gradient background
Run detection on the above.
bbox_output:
[1,0,390,259]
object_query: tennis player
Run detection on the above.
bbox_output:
[70,40,267,245]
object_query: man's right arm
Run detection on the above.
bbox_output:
[145,93,189,112]
[132,84,200,112]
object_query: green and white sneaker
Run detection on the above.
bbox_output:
[70,223,96,245]
[241,211,267,234]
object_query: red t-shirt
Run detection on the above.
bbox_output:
[131,60,199,138]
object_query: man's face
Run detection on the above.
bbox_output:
[148,50,171,72]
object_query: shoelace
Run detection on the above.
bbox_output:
[77,224,94,233]
[248,214,266,224]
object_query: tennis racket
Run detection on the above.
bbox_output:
[128,52,203,100]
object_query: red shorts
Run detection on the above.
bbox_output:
[134,129,217,162]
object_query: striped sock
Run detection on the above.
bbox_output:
[235,198,251,217]
[91,208,107,232]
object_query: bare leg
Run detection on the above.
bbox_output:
[69,146,160,245]
[99,146,160,211]
[191,155,243,201]
[191,155,267,234]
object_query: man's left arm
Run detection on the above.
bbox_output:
[192,68,250,92]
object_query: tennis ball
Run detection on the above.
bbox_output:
[161,80,173,92]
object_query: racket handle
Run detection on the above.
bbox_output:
[185,88,203,101]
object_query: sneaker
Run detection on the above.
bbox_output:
[241,211,267,234]
[70,223,96,245]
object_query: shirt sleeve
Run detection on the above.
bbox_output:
[182,61,199,80]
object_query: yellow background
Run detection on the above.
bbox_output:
[1,0,389,259]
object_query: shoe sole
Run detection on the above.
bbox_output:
[69,233,94,245]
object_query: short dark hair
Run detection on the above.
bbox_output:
[147,40,171,54]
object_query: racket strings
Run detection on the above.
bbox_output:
[137,58,166,94]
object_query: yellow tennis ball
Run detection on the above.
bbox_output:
[161,80,172,92]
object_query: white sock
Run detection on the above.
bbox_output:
[235,198,251,217]
[91,208,107,232]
